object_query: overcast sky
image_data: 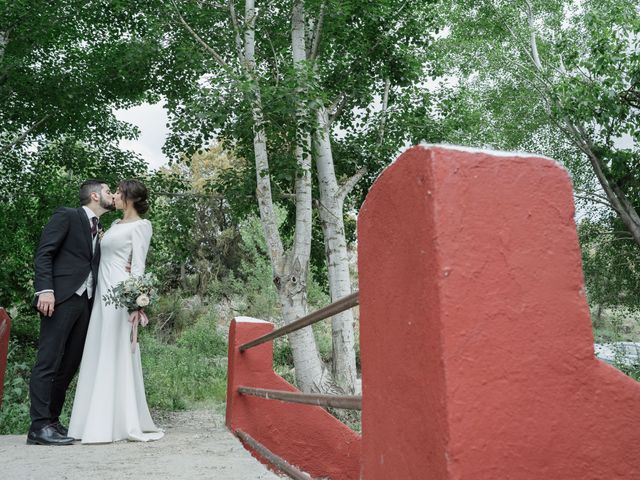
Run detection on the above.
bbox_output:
[114,102,170,171]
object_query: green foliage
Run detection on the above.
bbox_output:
[579,220,640,311]
[0,339,33,434]
[429,0,640,313]
[140,0,439,242]
[0,0,162,153]
[140,315,228,411]
[151,291,194,341]
[617,360,640,382]
[0,141,147,308]
[232,215,281,320]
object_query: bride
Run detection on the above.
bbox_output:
[69,179,164,443]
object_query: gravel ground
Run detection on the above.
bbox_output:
[0,410,281,480]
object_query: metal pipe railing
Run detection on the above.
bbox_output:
[238,386,362,410]
[236,430,313,480]
[239,291,359,352]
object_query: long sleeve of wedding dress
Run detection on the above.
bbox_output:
[130,220,152,277]
[68,219,164,444]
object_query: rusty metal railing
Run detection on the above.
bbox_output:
[236,430,313,480]
[234,291,361,478]
[237,290,360,412]
[239,291,359,352]
[237,386,362,410]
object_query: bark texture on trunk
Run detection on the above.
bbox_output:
[0,32,7,62]
[287,0,330,392]
[240,0,326,392]
[314,106,358,394]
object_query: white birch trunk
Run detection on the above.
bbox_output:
[288,0,330,392]
[314,105,358,394]
[0,32,7,62]
[243,0,283,267]
[241,0,326,392]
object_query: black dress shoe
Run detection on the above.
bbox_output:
[26,425,74,446]
[51,420,68,436]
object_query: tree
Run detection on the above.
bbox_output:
[145,0,437,393]
[435,0,639,243]
[0,1,169,311]
[141,0,329,392]
[426,0,639,311]
[301,1,436,392]
[149,144,246,296]
[0,1,161,155]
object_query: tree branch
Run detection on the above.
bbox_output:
[574,189,611,204]
[337,167,367,203]
[0,31,8,63]
[329,93,348,124]
[170,0,230,69]
[155,191,217,198]
[228,0,245,64]
[566,121,640,241]
[574,194,616,212]
[1,114,50,154]
[265,31,281,85]
[309,1,326,61]
[524,0,543,72]
[378,77,391,145]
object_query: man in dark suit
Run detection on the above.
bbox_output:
[28,180,114,445]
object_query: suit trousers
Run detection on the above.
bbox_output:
[29,292,92,431]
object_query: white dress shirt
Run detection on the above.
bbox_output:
[75,206,98,299]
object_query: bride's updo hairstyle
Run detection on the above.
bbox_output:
[118,179,149,215]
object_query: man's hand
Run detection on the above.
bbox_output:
[37,292,55,317]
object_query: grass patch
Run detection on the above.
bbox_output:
[140,309,228,411]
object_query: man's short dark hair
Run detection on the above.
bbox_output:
[79,180,107,206]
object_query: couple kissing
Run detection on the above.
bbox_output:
[28,179,163,445]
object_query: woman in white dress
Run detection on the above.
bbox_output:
[69,180,164,443]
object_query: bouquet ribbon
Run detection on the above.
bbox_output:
[129,310,149,353]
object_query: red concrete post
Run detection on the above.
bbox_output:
[0,308,11,407]
[226,317,361,480]
[358,145,640,480]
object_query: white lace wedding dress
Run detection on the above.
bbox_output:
[68,219,164,443]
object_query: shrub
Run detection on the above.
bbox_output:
[0,340,35,434]
[140,311,228,411]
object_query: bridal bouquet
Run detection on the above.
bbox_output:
[103,273,158,313]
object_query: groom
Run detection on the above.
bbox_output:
[28,180,114,445]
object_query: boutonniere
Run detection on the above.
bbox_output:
[97,226,105,241]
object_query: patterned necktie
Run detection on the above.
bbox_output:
[91,217,98,238]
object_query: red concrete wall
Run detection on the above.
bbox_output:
[358,145,640,480]
[226,317,361,479]
[0,308,11,407]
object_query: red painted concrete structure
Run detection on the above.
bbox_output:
[0,308,11,407]
[358,145,640,479]
[226,317,361,479]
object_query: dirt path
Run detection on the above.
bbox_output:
[0,410,281,479]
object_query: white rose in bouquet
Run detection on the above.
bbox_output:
[103,273,158,313]
[136,294,150,308]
